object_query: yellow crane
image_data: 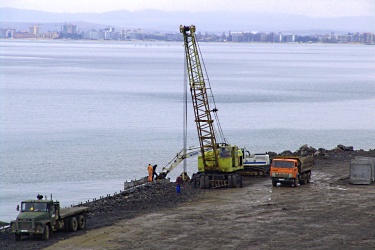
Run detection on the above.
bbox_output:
[180,25,244,188]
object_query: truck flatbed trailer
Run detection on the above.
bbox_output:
[60,206,88,218]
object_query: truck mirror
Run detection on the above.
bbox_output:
[17,205,19,211]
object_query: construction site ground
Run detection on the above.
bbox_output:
[44,151,375,250]
[1,150,374,250]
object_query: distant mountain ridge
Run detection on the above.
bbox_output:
[0,7,374,34]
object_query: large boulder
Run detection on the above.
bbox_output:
[337,144,354,151]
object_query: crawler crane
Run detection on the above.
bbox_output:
[180,25,243,188]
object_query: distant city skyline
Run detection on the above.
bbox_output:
[2,21,373,45]
[0,0,374,18]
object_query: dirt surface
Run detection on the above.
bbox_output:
[2,149,375,250]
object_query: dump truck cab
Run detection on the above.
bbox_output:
[271,158,299,178]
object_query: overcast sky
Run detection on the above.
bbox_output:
[0,0,374,17]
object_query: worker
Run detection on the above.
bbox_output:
[176,175,184,194]
[152,165,158,181]
[147,164,153,182]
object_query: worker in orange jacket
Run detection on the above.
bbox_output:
[147,164,153,182]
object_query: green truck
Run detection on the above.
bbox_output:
[11,194,88,241]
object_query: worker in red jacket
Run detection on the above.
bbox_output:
[176,175,184,193]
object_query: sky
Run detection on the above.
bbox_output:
[0,0,374,17]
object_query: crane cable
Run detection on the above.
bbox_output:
[196,40,228,145]
[183,50,188,173]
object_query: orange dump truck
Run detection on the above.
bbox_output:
[270,155,314,187]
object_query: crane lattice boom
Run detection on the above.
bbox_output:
[180,25,219,170]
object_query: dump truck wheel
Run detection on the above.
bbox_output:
[77,215,86,230]
[307,172,311,183]
[15,233,21,241]
[294,177,299,187]
[42,224,50,240]
[272,181,277,187]
[69,217,78,232]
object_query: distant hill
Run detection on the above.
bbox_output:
[0,7,374,34]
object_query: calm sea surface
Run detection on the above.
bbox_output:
[0,40,374,222]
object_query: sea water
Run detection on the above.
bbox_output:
[0,40,374,222]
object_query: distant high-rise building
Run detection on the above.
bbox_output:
[273,34,282,43]
[62,24,77,34]
[103,27,115,33]
[29,25,39,37]
[284,34,295,43]
[102,27,115,39]
[363,33,373,43]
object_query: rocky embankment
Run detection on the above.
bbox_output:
[268,144,375,161]
[1,145,374,250]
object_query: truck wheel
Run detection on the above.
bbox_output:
[15,233,21,241]
[42,224,50,240]
[272,181,277,187]
[301,173,306,185]
[307,172,311,183]
[294,177,299,187]
[77,215,86,230]
[68,217,78,232]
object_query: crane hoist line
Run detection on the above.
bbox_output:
[180,25,244,189]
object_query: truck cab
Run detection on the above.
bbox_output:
[271,159,298,179]
[11,195,58,241]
